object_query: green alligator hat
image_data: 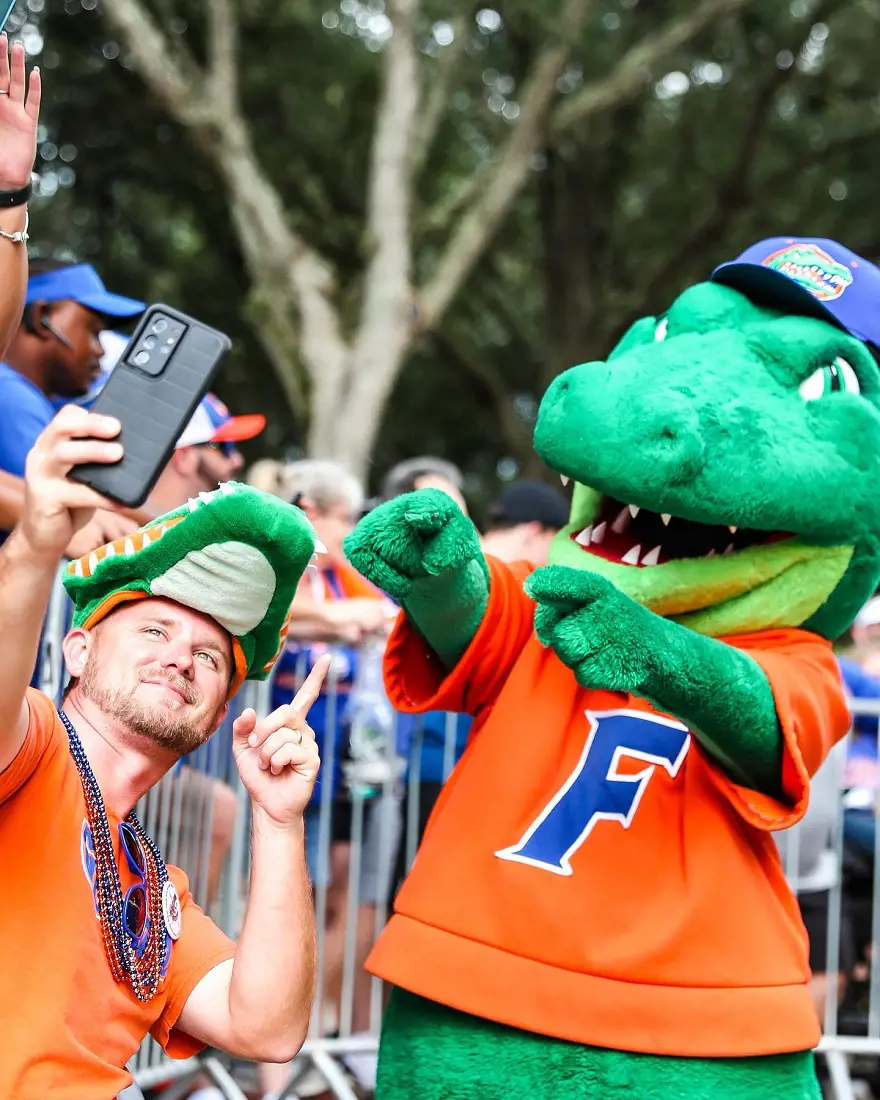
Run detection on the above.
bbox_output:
[63,481,318,696]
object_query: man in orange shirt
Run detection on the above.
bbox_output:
[345,238,880,1098]
[0,405,328,1099]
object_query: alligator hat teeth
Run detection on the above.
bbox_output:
[576,526,593,546]
[592,521,607,544]
[728,526,738,534]
[724,543,735,555]
[621,544,641,565]
[628,504,640,519]
[661,514,672,526]
[642,545,662,566]
[560,475,570,487]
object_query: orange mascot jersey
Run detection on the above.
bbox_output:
[0,689,236,1100]
[367,558,851,1058]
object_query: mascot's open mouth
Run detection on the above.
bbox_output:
[569,493,787,568]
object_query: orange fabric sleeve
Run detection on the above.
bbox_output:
[150,870,236,1058]
[384,556,535,718]
[335,558,385,599]
[707,630,850,831]
[0,689,59,805]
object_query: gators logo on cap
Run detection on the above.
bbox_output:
[762,243,853,302]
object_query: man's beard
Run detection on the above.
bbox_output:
[79,659,221,757]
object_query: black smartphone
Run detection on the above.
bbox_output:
[69,305,231,508]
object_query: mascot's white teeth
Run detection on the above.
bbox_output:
[569,494,780,566]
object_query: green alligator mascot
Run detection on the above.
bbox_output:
[343,238,880,1099]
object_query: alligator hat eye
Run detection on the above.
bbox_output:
[798,356,860,401]
[654,317,669,342]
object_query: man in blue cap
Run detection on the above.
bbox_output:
[0,258,144,470]
[0,258,145,545]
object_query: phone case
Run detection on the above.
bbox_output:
[69,305,231,508]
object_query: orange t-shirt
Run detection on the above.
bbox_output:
[367,557,851,1058]
[0,689,236,1100]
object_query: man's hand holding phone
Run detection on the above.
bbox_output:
[20,405,127,560]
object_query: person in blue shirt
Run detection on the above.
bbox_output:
[0,258,144,544]
[838,653,880,858]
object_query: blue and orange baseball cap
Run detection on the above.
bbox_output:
[26,263,145,319]
[711,237,880,349]
[176,392,265,447]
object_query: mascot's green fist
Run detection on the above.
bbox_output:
[344,488,483,602]
[345,488,491,667]
[526,566,656,695]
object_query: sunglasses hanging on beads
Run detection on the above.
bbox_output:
[59,709,181,1003]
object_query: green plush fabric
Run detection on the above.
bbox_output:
[63,481,316,679]
[377,989,821,1100]
[343,488,489,667]
[346,277,880,1100]
[539,282,880,640]
[526,566,780,791]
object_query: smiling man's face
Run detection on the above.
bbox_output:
[71,597,232,756]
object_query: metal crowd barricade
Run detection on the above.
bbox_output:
[32,571,880,1099]
[809,697,880,1100]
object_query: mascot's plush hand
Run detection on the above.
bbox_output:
[526,566,659,695]
[344,488,482,603]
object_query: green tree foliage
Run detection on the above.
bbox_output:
[15,0,880,505]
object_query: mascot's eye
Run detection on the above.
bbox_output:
[654,318,668,342]
[799,356,860,401]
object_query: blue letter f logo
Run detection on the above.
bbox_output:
[496,710,690,876]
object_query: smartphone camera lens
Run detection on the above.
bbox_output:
[133,350,151,367]
[143,335,157,351]
[152,319,168,335]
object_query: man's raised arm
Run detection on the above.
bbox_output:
[0,36,40,357]
[0,407,123,775]
[176,658,329,1060]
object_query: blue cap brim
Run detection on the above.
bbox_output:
[712,262,837,323]
[710,262,867,341]
[78,290,146,319]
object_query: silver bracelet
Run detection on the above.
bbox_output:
[0,208,29,244]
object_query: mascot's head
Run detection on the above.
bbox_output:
[535,237,880,640]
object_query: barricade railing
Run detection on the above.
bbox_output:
[31,570,880,1099]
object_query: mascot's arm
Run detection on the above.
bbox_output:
[343,488,489,668]
[527,566,781,794]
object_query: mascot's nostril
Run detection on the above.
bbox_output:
[640,409,704,482]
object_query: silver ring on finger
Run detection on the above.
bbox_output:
[295,728,303,745]
[0,90,9,96]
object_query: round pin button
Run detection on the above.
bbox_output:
[162,880,181,940]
